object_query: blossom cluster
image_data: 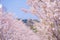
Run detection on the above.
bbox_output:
[26,0,60,40]
[0,12,40,40]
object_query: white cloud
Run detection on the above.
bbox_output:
[0,4,2,8]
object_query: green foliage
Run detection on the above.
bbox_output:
[30,26,38,33]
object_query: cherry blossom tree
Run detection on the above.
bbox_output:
[0,11,41,40]
[23,0,60,40]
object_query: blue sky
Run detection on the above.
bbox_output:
[1,0,38,19]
